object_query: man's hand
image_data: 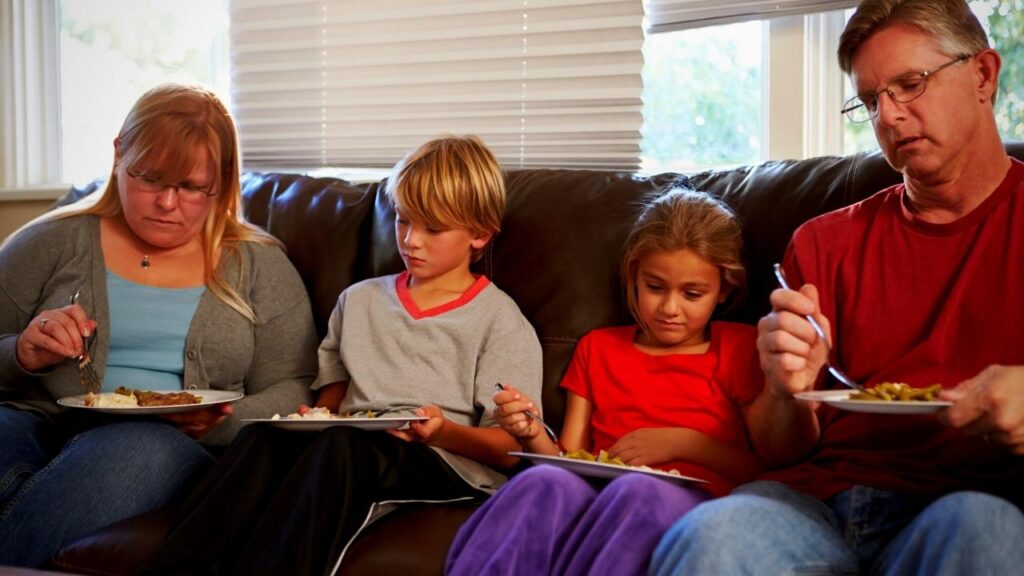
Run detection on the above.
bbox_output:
[939,365,1024,455]
[757,283,830,398]
[389,405,445,444]
[160,403,233,439]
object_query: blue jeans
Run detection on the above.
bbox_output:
[0,406,215,567]
[650,480,1024,576]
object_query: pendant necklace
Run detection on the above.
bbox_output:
[141,255,151,269]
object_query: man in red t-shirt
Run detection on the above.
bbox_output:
[652,2,1024,575]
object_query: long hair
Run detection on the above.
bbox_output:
[8,84,278,322]
[622,188,746,333]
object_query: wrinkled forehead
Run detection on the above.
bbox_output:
[849,24,947,91]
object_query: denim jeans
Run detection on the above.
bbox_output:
[0,406,215,567]
[650,480,1024,576]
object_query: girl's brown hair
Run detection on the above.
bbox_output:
[622,188,746,330]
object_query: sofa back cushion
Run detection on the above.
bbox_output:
[240,142,1024,431]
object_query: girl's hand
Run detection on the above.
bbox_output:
[160,404,233,439]
[16,304,97,373]
[389,405,445,444]
[492,384,543,440]
[608,428,692,467]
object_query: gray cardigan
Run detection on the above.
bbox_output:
[0,215,318,446]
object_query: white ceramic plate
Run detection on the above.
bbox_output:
[795,389,951,414]
[57,389,243,415]
[509,451,708,486]
[241,416,428,431]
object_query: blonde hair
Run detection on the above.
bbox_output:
[384,135,505,262]
[8,84,278,322]
[622,189,746,332]
[838,0,990,75]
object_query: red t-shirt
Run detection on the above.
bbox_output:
[560,321,763,496]
[764,158,1024,502]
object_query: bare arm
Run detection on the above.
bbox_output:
[747,284,829,466]
[389,405,522,469]
[313,380,349,413]
[609,427,763,485]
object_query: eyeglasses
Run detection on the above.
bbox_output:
[841,55,971,123]
[125,169,216,201]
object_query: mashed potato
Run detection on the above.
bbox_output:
[85,391,139,408]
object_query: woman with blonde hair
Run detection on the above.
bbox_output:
[0,84,318,567]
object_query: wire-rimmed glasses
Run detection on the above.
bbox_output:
[840,54,971,123]
[125,169,217,201]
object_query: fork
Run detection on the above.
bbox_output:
[493,383,565,453]
[70,290,102,394]
[772,264,867,393]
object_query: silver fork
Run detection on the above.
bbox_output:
[772,264,867,393]
[70,290,101,394]
[494,383,565,453]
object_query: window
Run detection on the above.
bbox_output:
[641,21,762,173]
[59,0,229,186]
[842,1,1024,155]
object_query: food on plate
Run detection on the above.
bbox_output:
[270,407,381,420]
[83,387,203,408]
[848,382,942,402]
[564,449,682,477]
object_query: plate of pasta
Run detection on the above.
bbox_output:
[796,383,951,414]
[509,450,708,486]
[242,407,426,431]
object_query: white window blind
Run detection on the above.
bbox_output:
[230,0,644,172]
[644,0,858,33]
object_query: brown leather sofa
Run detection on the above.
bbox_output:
[50,142,1024,575]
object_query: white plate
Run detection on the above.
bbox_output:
[509,451,708,486]
[795,389,951,414]
[241,416,428,431]
[57,389,244,415]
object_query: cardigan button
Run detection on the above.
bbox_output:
[186,349,197,360]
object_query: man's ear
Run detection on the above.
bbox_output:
[470,230,494,251]
[973,48,1002,104]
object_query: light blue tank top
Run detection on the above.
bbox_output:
[103,271,205,391]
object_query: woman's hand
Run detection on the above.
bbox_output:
[492,384,543,440]
[389,405,446,444]
[16,304,97,373]
[160,404,233,439]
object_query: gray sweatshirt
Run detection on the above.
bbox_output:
[0,215,318,446]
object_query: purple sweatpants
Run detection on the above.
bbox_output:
[445,464,710,576]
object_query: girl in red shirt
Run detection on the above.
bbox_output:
[445,189,765,576]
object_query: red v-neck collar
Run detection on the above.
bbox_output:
[395,271,491,319]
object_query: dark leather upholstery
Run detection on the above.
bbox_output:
[50,143,1024,575]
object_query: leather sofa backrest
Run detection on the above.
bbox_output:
[241,143,1024,430]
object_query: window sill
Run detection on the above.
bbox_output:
[0,186,67,202]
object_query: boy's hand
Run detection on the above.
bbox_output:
[493,384,542,440]
[389,405,445,444]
